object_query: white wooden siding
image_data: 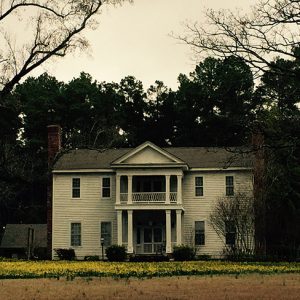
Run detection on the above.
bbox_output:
[52,173,117,259]
[52,170,252,259]
[182,171,252,257]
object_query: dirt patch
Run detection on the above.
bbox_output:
[0,274,299,299]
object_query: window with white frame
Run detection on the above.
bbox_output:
[195,221,205,245]
[101,222,112,247]
[102,177,111,198]
[71,222,81,246]
[72,178,80,198]
[195,176,203,196]
[225,176,234,196]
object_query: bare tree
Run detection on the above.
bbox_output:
[177,0,300,78]
[210,191,255,257]
[0,0,127,100]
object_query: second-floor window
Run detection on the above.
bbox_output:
[102,177,111,198]
[195,221,205,245]
[195,176,203,196]
[72,178,80,198]
[226,176,234,196]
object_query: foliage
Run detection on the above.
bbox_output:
[54,249,76,261]
[84,256,100,261]
[210,192,255,257]
[172,245,195,261]
[0,260,299,279]
[105,245,127,262]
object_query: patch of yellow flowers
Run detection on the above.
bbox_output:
[0,261,299,279]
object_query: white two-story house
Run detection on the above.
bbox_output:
[50,125,253,259]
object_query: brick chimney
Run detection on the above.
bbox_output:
[47,125,61,259]
[252,128,266,257]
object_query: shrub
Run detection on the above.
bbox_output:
[33,247,48,260]
[196,254,211,261]
[172,245,195,261]
[84,255,100,261]
[54,248,75,260]
[105,245,126,262]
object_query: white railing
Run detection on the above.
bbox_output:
[170,192,177,203]
[132,192,166,203]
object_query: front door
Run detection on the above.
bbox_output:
[142,227,163,254]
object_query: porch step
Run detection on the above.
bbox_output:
[129,254,169,262]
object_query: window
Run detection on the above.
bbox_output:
[195,221,205,245]
[71,223,81,246]
[225,221,236,245]
[101,222,112,247]
[72,178,80,198]
[195,177,203,196]
[226,176,234,196]
[102,177,111,198]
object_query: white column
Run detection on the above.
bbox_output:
[128,175,132,204]
[177,175,182,204]
[176,210,182,245]
[116,175,121,204]
[117,210,122,246]
[127,210,133,253]
[166,210,172,253]
[165,175,170,204]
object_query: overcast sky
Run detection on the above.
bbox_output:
[34,0,256,90]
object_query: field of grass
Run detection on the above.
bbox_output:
[0,260,299,279]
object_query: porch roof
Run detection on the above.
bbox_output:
[53,145,253,171]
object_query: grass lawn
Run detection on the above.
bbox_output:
[0,260,299,279]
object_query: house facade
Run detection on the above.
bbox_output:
[51,134,253,259]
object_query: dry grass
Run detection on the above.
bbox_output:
[0,274,299,300]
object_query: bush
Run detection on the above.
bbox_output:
[84,255,100,261]
[54,248,75,260]
[105,245,126,262]
[172,245,195,261]
[33,247,48,260]
[196,254,211,261]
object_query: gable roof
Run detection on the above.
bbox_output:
[53,144,253,171]
[0,224,47,249]
[111,141,186,166]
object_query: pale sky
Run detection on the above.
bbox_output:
[34,0,256,90]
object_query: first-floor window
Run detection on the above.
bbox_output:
[71,222,81,246]
[102,177,111,198]
[101,222,112,247]
[195,221,205,245]
[225,221,236,245]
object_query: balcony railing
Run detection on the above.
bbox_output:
[119,192,177,204]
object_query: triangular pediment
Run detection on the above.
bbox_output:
[111,141,185,166]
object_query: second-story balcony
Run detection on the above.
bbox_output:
[120,192,177,204]
[116,175,182,205]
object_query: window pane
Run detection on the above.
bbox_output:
[102,188,110,198]
[195,221,205,245]
[73,178,80,188]
[225,221,236,245]
[226,186,234,196]
[195,177,203,186]
[72,188,80,198]
[226,176,233,185]
[71,223,81,246]
[196,187,203,196]
[103,178,110,187]
[101,222,111,247]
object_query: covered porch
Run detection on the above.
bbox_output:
[116,209,183,254]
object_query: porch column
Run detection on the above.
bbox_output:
[127,210,133,253]
[117,210,122,246]
[165,175,170,204]
[176,210,182,245]
[177,175,182,204]
[128,175,132,204]
[165,210,172,253]
[116,175,121,204]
